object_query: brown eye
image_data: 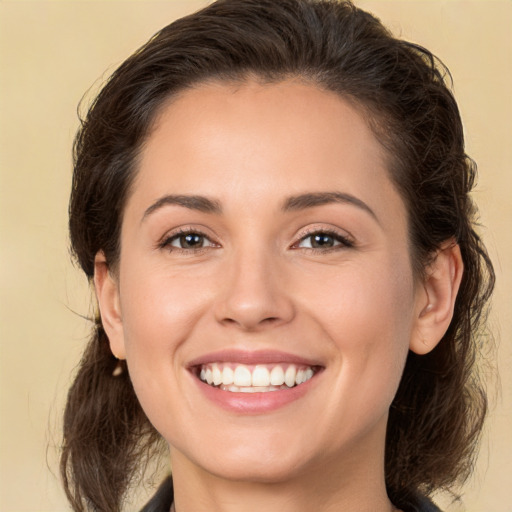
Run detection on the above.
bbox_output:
[176,233,205,248]
[296,231,353,250]
[162,230,217,251]
[310,233,336,248]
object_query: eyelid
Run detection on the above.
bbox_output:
[291,225,355,250]
[157,226,221,252]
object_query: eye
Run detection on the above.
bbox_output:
[295,230,353,250]
[160,229,218,251]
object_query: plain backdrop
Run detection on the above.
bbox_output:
[0,1,510,510]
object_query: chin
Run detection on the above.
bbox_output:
[170,430,316,484]
[203,453,309,484]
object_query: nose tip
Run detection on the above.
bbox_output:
[220,305,285,331]
[214,257,295,331]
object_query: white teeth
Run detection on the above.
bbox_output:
[233,365,252,387]
[212,364,222,385]
[269,365,285,386]
[198,362,316,391]
[222,385,283,393]
[252,365,270,387]
[222,366,234,385]
[239,386,259,393]
[285,365,296,387]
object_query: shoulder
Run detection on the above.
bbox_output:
[417,495,442,512]
[401,494,442,512]
[140,476,174,512]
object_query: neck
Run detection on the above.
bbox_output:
[169,425,396,512]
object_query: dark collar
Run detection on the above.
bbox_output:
[140,476,174,512]
[140,476,442,512]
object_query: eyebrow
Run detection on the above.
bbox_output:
[142,191,378,223]
[142,194,222,221]
[282,192,378,222]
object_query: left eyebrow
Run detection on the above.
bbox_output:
[282,192,379,223]
[142,194,222,222]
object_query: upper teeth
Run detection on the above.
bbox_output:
[199,363,314,388]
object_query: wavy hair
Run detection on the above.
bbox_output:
[62,1,495,510]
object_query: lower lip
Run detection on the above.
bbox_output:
[193,374,318,414]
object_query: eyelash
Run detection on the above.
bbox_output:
[158,228,218,255]
[158,227,354,254]
[292,228,354,252]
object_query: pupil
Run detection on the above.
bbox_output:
[182,234,203,248]
[312,234,333,248]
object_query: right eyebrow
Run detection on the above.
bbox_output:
[141,194,222,222]
[282,191,379,224]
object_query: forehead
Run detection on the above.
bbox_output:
[127,79,405,227]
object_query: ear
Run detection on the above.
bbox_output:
[94,251,126,360]
[410,241,464,355]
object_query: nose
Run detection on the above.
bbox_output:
[213,248,295,331]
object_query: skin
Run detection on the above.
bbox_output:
[95,80,463,512]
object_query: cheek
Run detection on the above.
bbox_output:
[118,263,213,360]
[116,265,215,436]
[298,252,415,340]
[298,254,415,395]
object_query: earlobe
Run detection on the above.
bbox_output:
[410,241,464,355]
[94,252,126,360]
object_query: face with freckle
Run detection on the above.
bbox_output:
[96,79,431,485]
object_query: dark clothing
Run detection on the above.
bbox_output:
[140,476,442,512]
[140,477,174,512]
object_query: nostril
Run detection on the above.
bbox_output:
[214,282,296,330]
[221,315,281,329]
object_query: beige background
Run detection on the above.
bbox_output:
[0,1,510,510]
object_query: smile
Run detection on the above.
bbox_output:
[197,363,317,392]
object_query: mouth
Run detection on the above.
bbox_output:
[194,362,319,393]
[188,351,324,413]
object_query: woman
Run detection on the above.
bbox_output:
[61,1,494,511]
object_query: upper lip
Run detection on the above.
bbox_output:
[187,349,324,368]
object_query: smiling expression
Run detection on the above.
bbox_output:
[98,79,427,483]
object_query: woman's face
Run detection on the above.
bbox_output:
[104,80,427,483]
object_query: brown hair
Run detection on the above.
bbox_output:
[62,0,495,510]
